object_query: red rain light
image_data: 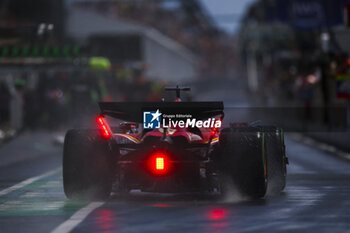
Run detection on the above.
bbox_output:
[147,152,170,175]
[96,116,112,139]
[156,157,164,170]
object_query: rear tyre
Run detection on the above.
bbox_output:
[219,127,267,199]
[260,126,286,195]
[63,129,115,200]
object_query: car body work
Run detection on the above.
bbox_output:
[63,87,287,200]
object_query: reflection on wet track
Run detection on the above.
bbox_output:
[1,132,350,233]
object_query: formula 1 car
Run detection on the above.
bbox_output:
[63,86,288,200]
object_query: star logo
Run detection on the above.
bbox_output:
[150,109,161,122]
[143,109,162,129]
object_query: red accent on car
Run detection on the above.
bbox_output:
[96,116,112,139]
[211,118,222,136]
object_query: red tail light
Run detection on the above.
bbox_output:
[156,157,164,170]
[211,118,222,136]
[147,152,170,175]
[96,116,112,139]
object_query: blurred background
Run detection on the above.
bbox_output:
[2,2,350,232]
[0,0,350,142]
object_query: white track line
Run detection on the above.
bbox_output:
[289,133,350,161]
[0,167,61,197]
[50,202,104,233]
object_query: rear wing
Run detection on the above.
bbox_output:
[98,102,224,123]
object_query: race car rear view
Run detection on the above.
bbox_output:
[63,86,288,200]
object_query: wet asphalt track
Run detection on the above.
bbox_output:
[0,130,350,233]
